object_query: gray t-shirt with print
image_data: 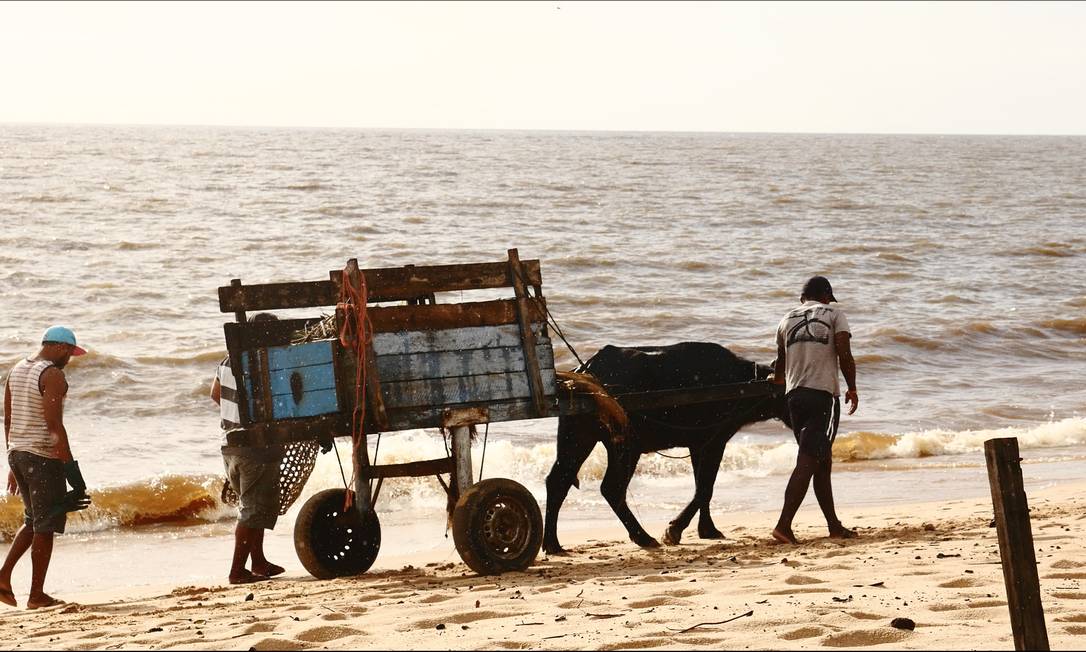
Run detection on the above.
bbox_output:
[776,301,851,396]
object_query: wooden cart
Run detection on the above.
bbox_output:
[218,249,783,578]
[218,249,563,577]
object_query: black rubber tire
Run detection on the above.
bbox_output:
[294,488,380,579]
[452,478,543,575]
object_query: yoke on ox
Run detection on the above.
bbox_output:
[218,250,559,577]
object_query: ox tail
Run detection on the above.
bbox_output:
[556,370,629,443]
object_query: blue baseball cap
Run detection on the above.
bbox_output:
[41,325,87,356]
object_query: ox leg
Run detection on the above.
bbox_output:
[543,418,599,555]
[663,450,702,545]
[600,443,659,548]
[695,438,728,540]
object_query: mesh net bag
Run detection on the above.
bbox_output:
[221,440,320,515]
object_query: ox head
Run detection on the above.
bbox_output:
[748,359,792,430]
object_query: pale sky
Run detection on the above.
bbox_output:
[1,1,1084,134]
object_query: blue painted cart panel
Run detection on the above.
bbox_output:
[242,342,341,420]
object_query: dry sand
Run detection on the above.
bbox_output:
[1,482,1085,650]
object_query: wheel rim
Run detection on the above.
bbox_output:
[308,494,378,573]
[480,494,533,561]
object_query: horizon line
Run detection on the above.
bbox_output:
[2,120,1084,138]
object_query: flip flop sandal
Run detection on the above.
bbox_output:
[27,596,65,610]
[228,571,269,585]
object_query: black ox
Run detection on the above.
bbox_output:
[543,341,789,554]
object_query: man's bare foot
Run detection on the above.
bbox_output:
[829,525,858,539]
[772,527,799,545]
[0,582,16,608]
[228,570,269,585]
[252,562,285,578]
[26,593,64,610]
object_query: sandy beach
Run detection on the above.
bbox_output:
[1,481,1083,651]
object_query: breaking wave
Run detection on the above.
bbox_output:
[4,418,1081,541]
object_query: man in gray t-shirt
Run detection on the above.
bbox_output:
[770,276,859,545]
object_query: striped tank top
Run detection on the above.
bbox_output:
[216,357,241,445]
[5,358,59,459]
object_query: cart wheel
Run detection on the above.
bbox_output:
[294,488,381,579]
[452,478,543,575]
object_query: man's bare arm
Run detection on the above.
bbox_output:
[41,367,73,462]
[4,380,10,444]
[4,381,13,495]
[772,333,786,385]
[835,331,858,415]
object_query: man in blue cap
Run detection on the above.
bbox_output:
[1,326,91,609]
[770,277,859,545]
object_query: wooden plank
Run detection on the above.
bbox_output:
[229,279,247,323]
[379,398,559,432]
[373,322,548,356]
[985,438,1050,651]
[225,318,327,350]
[223,412,349,447]
[358,457,456,480]
[266,340,334,372]
[328,259,543,302]
[508,248,547,417]
[381,368,558,410]
[613,381,783,413]
[450,426,473,494]
[442,406,490,428]
[267,363,337,397]
[270,387,340,420]
[368,299,546,334]
[375,343,555,382]
[219,279,337,313]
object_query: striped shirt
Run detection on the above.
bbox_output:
[5,358,60,459]
[215,357,241,446]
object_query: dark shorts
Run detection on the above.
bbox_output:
[8,450,67,534]
[222,448,281,530]
[787,387,841,461]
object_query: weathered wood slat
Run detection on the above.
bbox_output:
[271,388,340,420]
[985,438,1050,651]
[375,344,555,382]
[367,299,545,334]
[508,248,548,418]
[381,368,558,410]
[224,413,348,447]
[219,280,337,313]
[373,322,548,356]
[358,457,456,480]
[219,259,541,312]
[329,259,543,302]
[224,318,326,350]
[379,397,561,433]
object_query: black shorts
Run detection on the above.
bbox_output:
[8,450,67,534]
[787,387,840,461]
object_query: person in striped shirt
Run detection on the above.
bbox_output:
[1,326,91,609]
[211,313,285,585]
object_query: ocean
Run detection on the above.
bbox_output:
[1,125,1084,592]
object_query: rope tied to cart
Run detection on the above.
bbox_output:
[338,263,375,511]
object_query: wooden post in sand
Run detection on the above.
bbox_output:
[984,437,1049,651]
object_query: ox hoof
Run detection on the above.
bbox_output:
[663,527,683,546]
[542,541,568,556]
[698,528,725,540]
[632,534,661,549]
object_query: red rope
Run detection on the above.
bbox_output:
[338,267,372,510]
